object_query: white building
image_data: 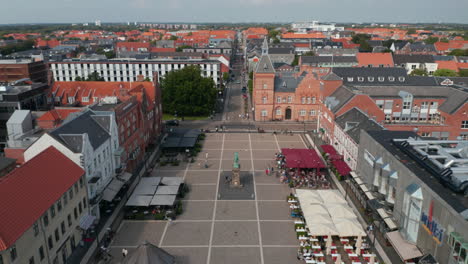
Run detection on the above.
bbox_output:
[24,109,120,219]
[291,21,344,33]
[393,55,438,75]
[332,108,384,170]
[48,59,225,86]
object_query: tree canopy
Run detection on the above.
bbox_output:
[161,66,217,116]
[409,69,428,76]
[351,34,372,52]
[448,49,468,56]
[433,69,458,77]
[424,36,439,45]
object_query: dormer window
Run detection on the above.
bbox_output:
[389,76,395,82]
[378,76,385,82]
[399,77,405,82]
[347,77,354,82]
[68,97,74,104]
[368,77,374,82]
[358,77,364,82]
[82,97,89,103]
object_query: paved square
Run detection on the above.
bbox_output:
[254,171,282,184]
[112,221,166,246]
[256,185,291,200]
[210,247,261,264]
[110,133,302,264]
[163,247,209,264]
[218,171,254,200]
[223,140,251,150]
[184,170,218,185]
[212,221,259,245]
[183,184,217,200]
[215,201,257,220]
[263,247,302,264]
[161,222,212,246]
[258,201,292,220]
[260,222,299,245]
[178,201,214,220]
[279,141,307,149]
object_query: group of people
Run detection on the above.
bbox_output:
[273,152,330,189]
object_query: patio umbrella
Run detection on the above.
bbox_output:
[369,254,375,264]
[326,233,332,255]
[356,235,362,252]
[335,253,342,264]
[122,241,175,264]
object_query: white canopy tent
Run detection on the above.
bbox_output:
[126,194,153,207]
[161,177,183,186]
[134,183,158,195]
[296,189,367,237]
[155,186,180,195]
[334,218,366,237]
[139,177,162,186]
[150,194,177,206]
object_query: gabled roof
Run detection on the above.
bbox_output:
[356,53,394,67]
[0,146,84,250]
[274,72,306,93]
[50,110,111,152]
[335,107,384,144]
[393,54,435,64]
[325,85,356,113]
[255,55,275,73]
[330,67,408,85]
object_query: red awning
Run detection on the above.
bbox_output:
[332,159,351,176]
[281,148,325,169]
[321,145,337,155]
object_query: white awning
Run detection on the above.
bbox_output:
[354,177,364,185]
[102,188,119,202]
[384,217,398,230]
[161,177,183,186]
[155,186,180,195]
[102,179,125,202]
[307,223,339,236]
[360,184,369,193]
[139,177,161,186]
[125,194,152,207]
[386,231,422,260]
[364,191,375,200]
[377,208,389,219]
[79,214,96,230]
[118,172,132,182]
[350,171,359,179]
[334,218,366,237]
[150,194,177,206]
[134,183,158,195]
[316,190,347,204]
[296,189,324,204]
[327,204,357,219]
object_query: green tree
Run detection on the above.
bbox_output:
[407,28,417,34]
[169,35,178,41]
[410,69,428,76]
[272,38,280,44]
[222,72,229,82]
[424,37,439,44]
[176,45,192,52]
[440,37,449,43]
[85,71,105,81]
[291,55,299,66]
[161,66,217,116]
[448,49,468,56]
[104,51,115,59]
[433,69,458,77]
[458,69,468,77]
[302,51,315,56]
[351,34,372,52]
[249,71,253,80]
[248,79,253,95]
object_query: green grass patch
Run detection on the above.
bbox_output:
[162,114,209,121]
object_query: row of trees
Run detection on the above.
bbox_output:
[0,39,35,55]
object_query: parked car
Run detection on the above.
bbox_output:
[165,120,179,126]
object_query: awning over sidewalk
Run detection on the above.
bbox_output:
[119,172,132,182]
[281,148,325,169]
[150,194,177,206]
[140,177,161,186]
[126,194,153,207]
[79,213,96,230]
[331,159,351,176]
[386,231,423,261]
[102,178,125,202]
[161,177,183,186]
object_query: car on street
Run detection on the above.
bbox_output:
[242,87,247,93]
[235,80,241,84]
[165,120,179,126]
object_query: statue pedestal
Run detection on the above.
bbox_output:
[230,168,243,188]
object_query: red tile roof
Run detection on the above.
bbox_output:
[0,146,84,250]
[150,47,176,53]
[434,42,450,52]
[436,61,459,72]
[357,53,394,67]
[281,32,325,39]
[115,42,150,51]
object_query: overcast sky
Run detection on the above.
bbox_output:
[1,0,467,24]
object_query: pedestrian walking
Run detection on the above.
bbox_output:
[122,248,128,258]
[265,168,270,176]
